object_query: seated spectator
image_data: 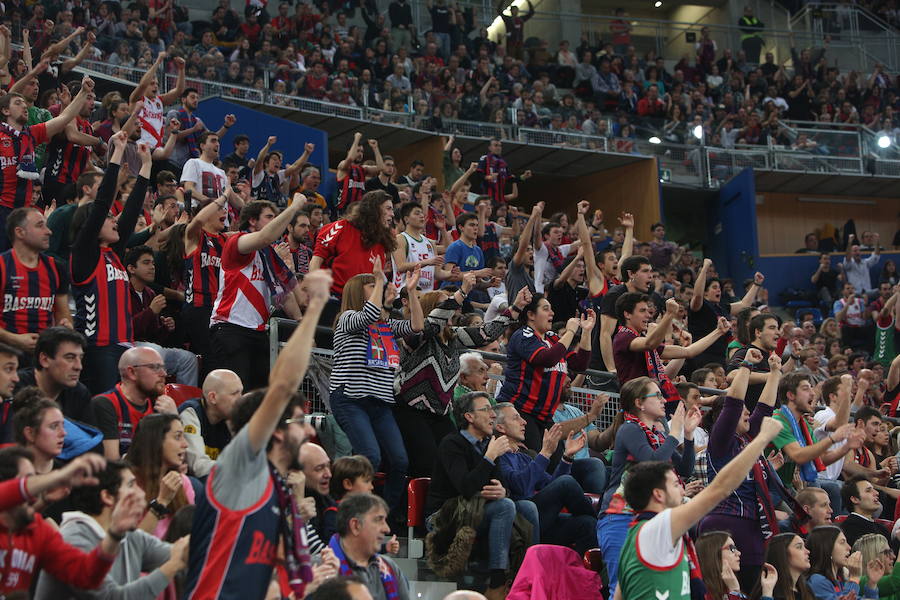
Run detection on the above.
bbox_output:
[329,455,375,502]
[15,327,93,427]
[696,531,753,600]
[493,402,597,555]
[300,442,337,543]
[178,369,241,478]
[812,375,856,514]
[807,525,884,598]
[550,381,612,494]
[785,487,834,537]
[91,346,179,460]
[853,533,900,598]
[33,460,190,599]
[841,474,893,549]
[0,446,146,596]
[845,407,896,489]
[426,391,524,600]
[328,493,410,599]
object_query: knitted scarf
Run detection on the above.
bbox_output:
[740,434,807,540]
[623,411,668,455]
[268,463,313,596]
[328,533,400,600]
[258,243,298,306]
[778,406,825,483]
[619,325,681,416]
[632,511,710,600]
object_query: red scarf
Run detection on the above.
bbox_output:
[620,325,681,413]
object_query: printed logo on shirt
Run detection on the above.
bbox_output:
[245,530,277,566]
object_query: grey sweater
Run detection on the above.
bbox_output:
[34,511,172,600]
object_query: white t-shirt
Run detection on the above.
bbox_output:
[181,158,227,205]
[636,508,683,567]
[533,242,573,294]
[813,406,845,480]
[667,421,709,450]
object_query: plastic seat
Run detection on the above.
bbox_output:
[796,308,823,326]
[164,384,202,407]
[834,514,848,524]
[407,477,430,559]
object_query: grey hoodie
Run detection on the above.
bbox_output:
[33,511,172,600]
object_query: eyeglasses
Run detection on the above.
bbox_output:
[470,406,495,414]
[283,418,306,426]
[722,544,738,554]
[132,363,166,373]
[641,392,664,401]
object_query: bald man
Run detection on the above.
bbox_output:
[179,369,243,478]
[90,346,179,459]
[443,592,488,600]
[300,442,337,542]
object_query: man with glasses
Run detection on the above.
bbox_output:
[425,391,522,600]
[91,346,178,460]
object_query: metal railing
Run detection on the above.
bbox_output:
[268,318,726,433]
[791,3,900,71]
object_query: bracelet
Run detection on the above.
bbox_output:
[148,498,172,518]
[562,454,574,463]
[509,305,521,312]
[740,360,755,369]
[107,528,126,542]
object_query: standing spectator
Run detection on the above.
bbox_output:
[609,8,632,56]
[1,207,72,355]
[392,202,445,292]
[129,53,186,151]
[442,212,492,293]
[598,255,655,375]
[389,0,413,52]
[206,198,305,391]
[365,155,402,207]
[328,261,422,525]
[168,88,236,169]
[473,138,512,207]
[91,346,178,460]
[498,0,535,61]
[398,160,425,188]
[250,137,313,208]
[726,313,789,410]
[648,222,679,270]
[738,6,765,63]
[71,131,149,394]
[180,132,233,212]
[834,282,869,351]
[497,294,593,451]
[427,0,452,59]
[842,235,881,295]
[47,171,101,262]
[184,270,328,598]
[178,369,241,479]
[285,210,313,276]
[335,134,383,214]
[812,253,842,308]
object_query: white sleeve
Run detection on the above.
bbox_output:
[635,509,683,568]
[251,168,265,188]
[180,159,201,186]
[560,243,573,256]
[812,407,834,439]
[180,407,216,478]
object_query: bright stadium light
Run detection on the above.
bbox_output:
[878,134,892,148]
[654,0,663,7]
[692,125,703,139]
[649,136,662,144]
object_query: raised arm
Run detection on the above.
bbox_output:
[630,298,678,352]
[670,417,783,540]
[246,270,331,454]
[253,136,276,176]
[616,212,635,269]
[363,138,384,176]
[691,258,712,312]
[130,52,166,104]
[284,142,314,178]
[337,132,363,176]
[661,316,729,358]
[731,272,764,313]
[236,199,304,255]
[61,31,97,74]
[8,59,49,96]
[159,57,187,106]
[513,201,543,266]
[451,161,478,196]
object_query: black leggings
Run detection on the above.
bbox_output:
[392,404,456,478]
[206,323,270,391]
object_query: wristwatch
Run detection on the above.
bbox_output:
[148,499,172,518]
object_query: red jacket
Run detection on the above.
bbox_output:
[130,284,170,345]
[0,512,114,593]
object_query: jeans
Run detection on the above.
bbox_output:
[329,388,409,519]
[391,27,411,52]
[514,500,540,545]
[571,458,608,495]
[476,498,517,571]
[82,344,127,394]
[597,512,633,597]
[136,342,198,386]
[434,31,451,59]
[814,477,845,515]
[533,475,597,555]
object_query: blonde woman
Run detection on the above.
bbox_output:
[855,533,900,600]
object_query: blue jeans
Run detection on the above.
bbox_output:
[515,499,540,545]
[329,388,409,517]
[597,512,633,597]
[476,498,517,571]
[571,458,608,495]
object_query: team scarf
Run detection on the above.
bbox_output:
[623,411,668,453]
[545,242,566,273]
[855,447,873,468]
[632,511,709,600]
[778,406,825,483]
[268,463,313,596]
[328,533,400,600]
[258,242,298,306]
[619,325,681,415]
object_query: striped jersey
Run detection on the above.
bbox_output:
[44,117,93,184]
[476,152,510,206]
[0,122,48,209]
[0,249,67,334]
[137,95,166,150]
[72,247,132,346]
[336,164,366,212]
[210,233,273,331]
[184,230,225,308]
[497,326,571,423]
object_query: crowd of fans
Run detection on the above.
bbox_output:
[7,0,900,158]
[0,1,898,600]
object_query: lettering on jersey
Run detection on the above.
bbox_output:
[249,262,266,282]
[348,180,365,190]
[4,294,54,311]
[105,264,129,282]
[0,548,36,573]
[245,530,277,566]
[0,155,18,168]
[200,253,221,269]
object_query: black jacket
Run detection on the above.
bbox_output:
[425,431,505,516]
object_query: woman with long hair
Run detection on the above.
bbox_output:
[806,525,884,599]
[328,258,423,525]
[855,533,900,599]
[697,530,748,599]
[394,276,528,478]
[12,388,65,476]
[751,533,813,600]
[598,376,701,596]
[881,260,898,286]
[699,350,794,592]
[128,413,195,538]
[728,306,760,360]
[497,295,594,449]
[820,317,841,340]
